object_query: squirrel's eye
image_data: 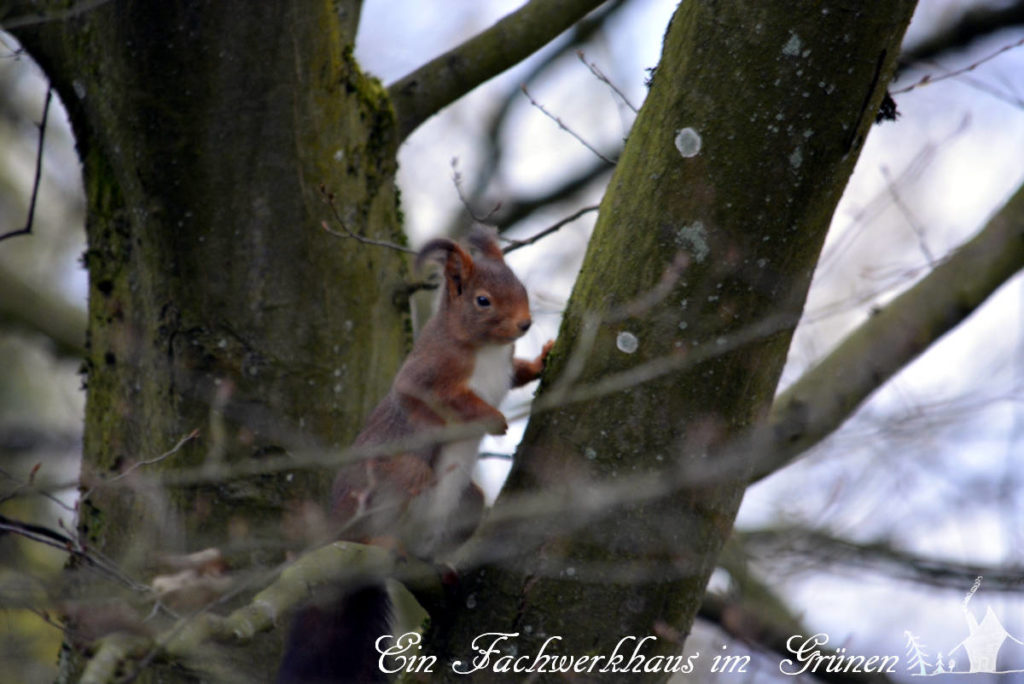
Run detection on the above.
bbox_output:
[476,295,491,307]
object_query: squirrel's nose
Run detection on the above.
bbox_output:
[518,318,532,333]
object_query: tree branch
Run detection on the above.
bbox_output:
[463,0,628,207]
[698,561,897,684]
[519,83,618,164]
[40,177,1022,571]
[892,34,1024,96]
[388,0,610,142]
[0,85,51,243]
[0,264,86,358]
[79,542,442,683]
[899,0,1024,67]
[501,203,599,254]
[740,526,1024,593]
[319,184,416,254]
[577,50,638,113]
[493,153,612,231]
[0,513,149,592]
[752,180,1024,482]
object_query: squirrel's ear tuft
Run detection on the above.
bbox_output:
[417,238,474,298]
[466,225,505,261]
[416,238,457,272]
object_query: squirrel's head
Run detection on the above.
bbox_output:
[417,227,532,346]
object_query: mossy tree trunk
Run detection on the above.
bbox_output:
[424,2,916,681]
[11,1,409,680]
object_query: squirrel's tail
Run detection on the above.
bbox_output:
[277,584,391,683]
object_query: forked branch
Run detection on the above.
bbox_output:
[0,85,51,243]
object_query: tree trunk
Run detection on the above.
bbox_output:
[425,2,916,681]
[11,1,409,680]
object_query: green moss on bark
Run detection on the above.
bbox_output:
[13,1,411,681]
[426,2,917,681]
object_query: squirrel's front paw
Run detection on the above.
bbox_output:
[537,339,555,365]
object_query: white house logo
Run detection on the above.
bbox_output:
[905,577,1024,676]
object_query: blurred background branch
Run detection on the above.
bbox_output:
[900,0,1024,66]
[0,264,85,358]
[389,0,611,140]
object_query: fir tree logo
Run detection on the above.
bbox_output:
[904,631,932,676]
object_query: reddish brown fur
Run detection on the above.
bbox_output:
[330,228,551,553]
[282,229,551,683]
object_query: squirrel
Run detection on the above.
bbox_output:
[278,227,552,683]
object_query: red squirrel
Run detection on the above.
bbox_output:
[278,227,552,683]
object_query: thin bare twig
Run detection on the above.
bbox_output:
[6,432,205,599]
[463,0,629,209]
[111,429,198,484]
[0,461,77,513]
[81,429,199,503]
[605,252,690,323]
[450,157,502,224]
[494,158,612,230]
[540,252,691,408]
[956,73,1024,110]
[520,84,617,165]
[892,35,1024,94]
[387,0,608,141]
[577,50,638,113]
[28,608,67,634]
[31,189,1024,565]
[319,185,415,254]
[880,165,936,267]
[750,180,1024,481]
[530,312,799,421]
[742,526,1024,592]
[0,513,149,592]
[502,204,599,254]
[0,32,25,58]
[0,512,77,551]
[0,85,52,244]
